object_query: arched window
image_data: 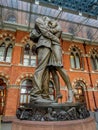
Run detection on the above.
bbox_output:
[20,79,32,106]
[23,44,36,66]
[70,47,83,69]
[74,80,86,103]
[90,49,98,71]
[70,53,75,68]
[76,53,80,68]
[6,15,16,23]
[24,44,30,66]
[0,42,13,62]
[6,44,13,62]
[0,43,5,61]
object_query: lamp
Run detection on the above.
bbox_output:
[78,88,82,95]
[58,6,62,11]
[79,11,82,16]
[35,0,39,5]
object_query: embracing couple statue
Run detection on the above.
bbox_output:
[30,16,73,103]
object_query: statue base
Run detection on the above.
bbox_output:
[12,117,96,130]
[16,102,90,121]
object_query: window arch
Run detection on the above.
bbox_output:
[70,46,83,69]
[23,43,36,66]
[6,14,16,23]
[0,42,13,62]
[90,49,98,71]
[74,80,86,103]
[20,79,33,106]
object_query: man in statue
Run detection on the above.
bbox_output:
[30,16,73,103]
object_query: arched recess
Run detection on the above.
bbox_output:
[20,78,33,106]
[69,45,84,70]
[19,79,55,106]
[21,35,37,66]
[73,80,87,103]
[0,78,7,115]
[0,33,15,62]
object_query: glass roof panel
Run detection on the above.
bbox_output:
[0,0,98,43]
[18,1,30,11]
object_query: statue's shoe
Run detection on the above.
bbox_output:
[30,97,55,104]
[36,98,55,103]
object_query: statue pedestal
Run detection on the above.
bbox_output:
[12,117,96,130]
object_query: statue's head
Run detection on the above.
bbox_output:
[48,20,58,28]
[42,16,50,22]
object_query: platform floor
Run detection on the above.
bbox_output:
[0,122,98,130]
[0,113,98,130]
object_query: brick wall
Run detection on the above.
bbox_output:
[0,29,98,121]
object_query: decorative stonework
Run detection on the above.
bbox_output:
[68,44,83,54]
[15,73,33,85]
[72,78,87,90]
[16,103,90,121]
[0,33,15,47]
[0,72,10,85]
[21,35,35,49]
[89,47,98,55]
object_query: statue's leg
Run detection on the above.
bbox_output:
[56,67,73,102]
[41,67,50,99]
[50,68,62,102]
[30,47,51,102]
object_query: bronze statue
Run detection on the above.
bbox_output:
[30,16,73,103]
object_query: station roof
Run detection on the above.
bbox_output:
[1,0,98,44]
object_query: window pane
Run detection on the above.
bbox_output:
[24,55,29,58]
[20,79,32,105]
[31,59,36,66]
[0,45,5,61]
[20,95,24,103]
[28,95,30,103]
[21,88,27,93]
[23,95,27,103]
[75,54,80,68]
[91,56,96,70]
[70,54,75,68]
[6,47,12,62]
[23,44,30,65]
[23,58,29,66]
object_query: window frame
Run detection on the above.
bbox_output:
[0,42,13,63]
[20,79,33,106]
[70,47,83,70]
[23,43,36,67]
[90,49,98,71]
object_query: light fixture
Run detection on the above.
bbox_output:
[78,89,82,94]
[35,0,39,5]
[58,6,62,11]
[79,11,82,16]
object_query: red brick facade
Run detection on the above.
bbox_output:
[0,29,98,121]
